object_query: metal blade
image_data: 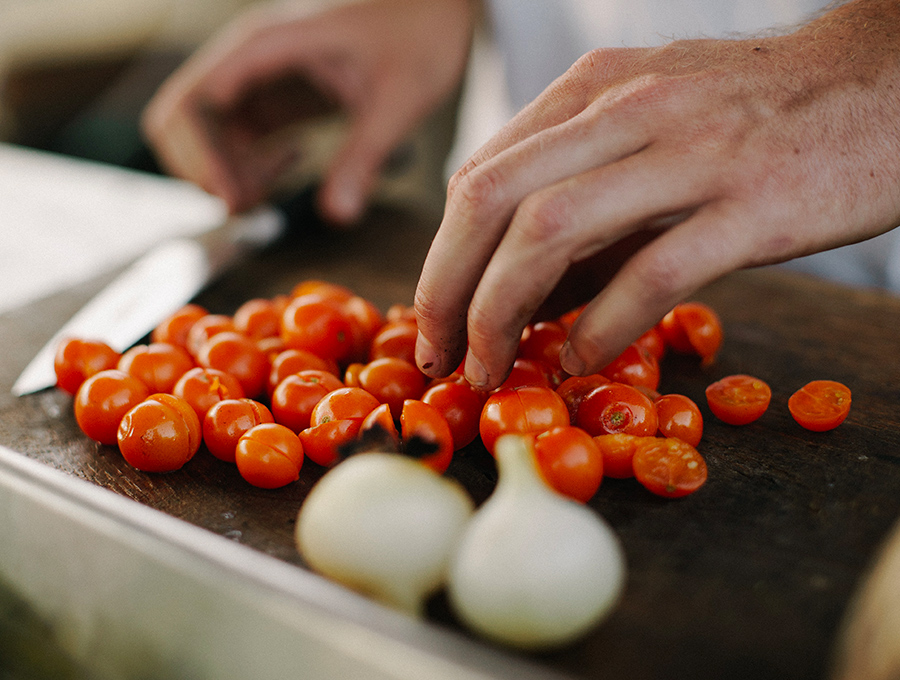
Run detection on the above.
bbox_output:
[12,205,285,396]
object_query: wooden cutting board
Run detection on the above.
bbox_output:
[2,196,900,680]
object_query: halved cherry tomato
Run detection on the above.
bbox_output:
[592,433,655,479]
[235,423,304,488]
[655,393,704,446]
[117,342,195,394]
[281,296,354,363]
[310,386,380,427]
[357,357,426,419]
[659,302,723,364]
[600,343,660,391]
[533,426,604,502]
[117,393,201,472]
[299,419,363,467]
[632,437,708,498]
[203,398,274,463]
[54,337,120,395]
[151,303,208,349]
[400,399,455,473]
[196,331,269,398]
[576,382,658,437]
[368,319,418,365]
[705,374,771,426]
[173,367,244,421]
[270,370,344,432]
[480,386,570,455]
[359,402,401,449]
[422,379,486,450]
[788,380,852,432]
[556,374,612,423]
[74,369,150,445]
[267,348,339,397]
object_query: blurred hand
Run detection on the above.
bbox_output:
[414,0,900,389]
[142,0,476,223]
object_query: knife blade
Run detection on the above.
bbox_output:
[12,204,286,396]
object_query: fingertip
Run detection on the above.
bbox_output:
[414,332,441,377]
[559,341,587,376]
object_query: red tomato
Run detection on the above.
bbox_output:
[705,374,771,425]
[203,398,274,463]
[74,369,150,445]
[592,433,655,479]
[359,402,401,449]
[386,303,417,323]
[342,295,386,362]
[117,393,201,472]
[117,342,195,394]
[281,296,354,363]
[400,399,455,473]
[632,437,708,498]
[368,319,418,365]
[299,419,363,467]
[236,423,304,488]
[270,370,344,432]
[479,386,570,455]
[290,279,354,302]
[422,379,487,450]
[310,386,380,427]
[533,426,604,503]
[518,321,567,373]
[54,337,120,395]
[788,380,852,431]
[267,348,339,397]
[634,325,666,362]
[357,357,426,419]
[186,314,235,357]
[173,367,244,421]
[655,393,704,446]
[495,357,556,391]
[151,303,208,349]
[576,382,659,437]
[196,331,268,398]
[600,343,661,391]
[659,302,723,363]
[556,374,612,423]
[233,298,283,339]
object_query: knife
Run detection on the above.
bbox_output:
[12,204,286,396]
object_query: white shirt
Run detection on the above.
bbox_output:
[468,0,900,292]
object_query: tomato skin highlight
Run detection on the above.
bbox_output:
[705,374,771,426]
[533,426,604,503]
[74,370,150,445]
[576,382,658,437]
[632,437,708,498]
[236,423,304,488]
[117,393,202,473]
[788,380,852,431]
[655,393,704,446]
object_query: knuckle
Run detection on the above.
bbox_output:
[513,190,575,245]
[447,162,506,222]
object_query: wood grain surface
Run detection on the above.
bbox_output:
[2,195,900,680]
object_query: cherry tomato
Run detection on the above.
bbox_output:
[300,418,364,467]
[233,297,283,339]
[655,393,704,446]
[343,362,364,387]
[117,393,201,472]
[518,321,567,373]
[151,303,208,349]
[257,335,287,362]
[186,314,235,357]
[556,374,612,423]
[422,379,486,450]
[235,423,304,488]
[74,369,150,445]
[117,342,195,393]
[368,319,418,365]
[173,367,244,421]
[203,398,274,463]
[54,337,120,395]
[310,386,380,427]
[400,399,454,473]
[632,437,708,498]
[357,357,426,418]
[576,382,659,437]
[359,402,401,449]
[659,302,723,363]
[496,357,556,391]
[705,374,771,425]
[281,296,354,363]
[533,426,604,503]
[196,331,269,398]
[270,370,344,432]
[788,380,852,432]
[600,343,661,391]
[342,295,386,362]
[479,386,570,455]
[592,433,655,479]
[290,279,354,303]
[267,348,339,397]
[634,325,666,362]
[386,303,416,323]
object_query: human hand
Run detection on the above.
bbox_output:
[414,0,900,390]
[141,0,475,223]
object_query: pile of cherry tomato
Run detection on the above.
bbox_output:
[54,280,852,499]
